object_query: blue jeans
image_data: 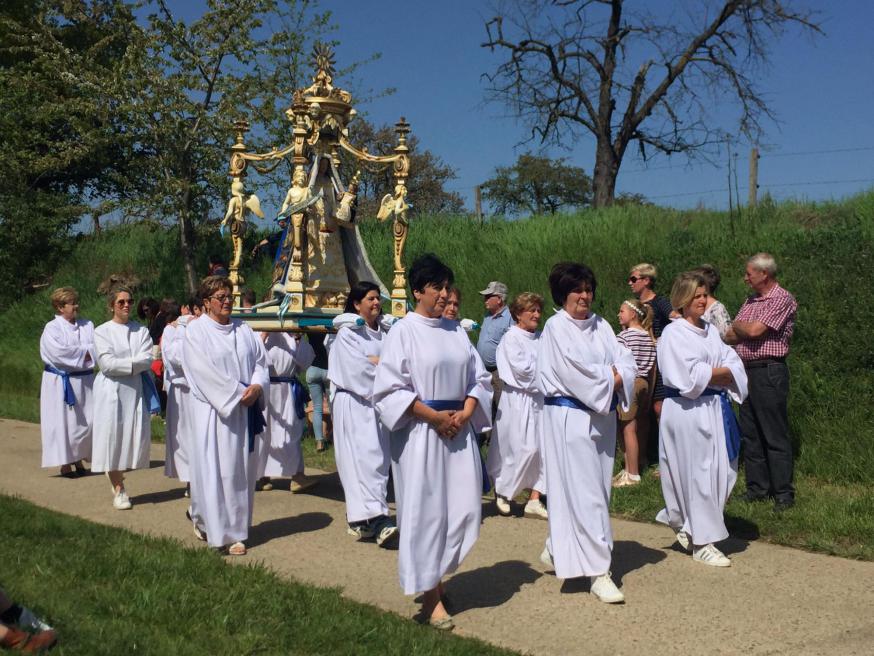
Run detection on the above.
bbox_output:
[306,366,329,442]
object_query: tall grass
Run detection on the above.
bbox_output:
[3,193,873,483]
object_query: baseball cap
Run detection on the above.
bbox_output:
[479,281,508,297]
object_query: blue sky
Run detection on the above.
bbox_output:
[307,0,874,211]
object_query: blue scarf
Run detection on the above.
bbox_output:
[44,364,94,407]
[270,375,310,420]
[140,373,162,415]
[663,387,741,461]
[241,381,267,453]
[544,394,619,413]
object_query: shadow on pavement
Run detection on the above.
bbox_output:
[248,511,333,548]
[148,459,165,469]
[558,540,666,593]
[438,560,542,613]
[726,514,760,541]
[290,473,345,503]
[131,486,186,505]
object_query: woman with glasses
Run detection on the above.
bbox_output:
[373,254,492,631]
[182,276,270,556]
[39,286,96,478]
[91,286,155,510]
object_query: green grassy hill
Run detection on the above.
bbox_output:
[3,193,874,486]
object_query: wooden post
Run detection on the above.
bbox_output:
[475,185,483,225]
[748,146,759,208]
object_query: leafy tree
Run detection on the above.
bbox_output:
[482,0,821,207]
[481,153,591,216]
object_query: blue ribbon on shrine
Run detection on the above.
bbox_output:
[544,394,619,413]
[270,375,310,420]
[422,399,491,494]
[140,373,162,415]
[663,387,742,461]
[241,381,267,453]
[43,365,94,407]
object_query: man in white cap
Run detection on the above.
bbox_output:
[477,281,512,422]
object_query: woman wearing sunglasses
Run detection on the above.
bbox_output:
[91,286,155,510]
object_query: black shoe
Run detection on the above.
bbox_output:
[740,491,768,503]
[774,498,795,513]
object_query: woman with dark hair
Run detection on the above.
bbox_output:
[693,264,732,340]
[328,281,399,548]
[538,262,636,604]
[39,286,96,478]
[92,286,156,510]
[374,254,492,630]
[182,276,270,556]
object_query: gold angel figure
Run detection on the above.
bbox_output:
[221,179,264,271]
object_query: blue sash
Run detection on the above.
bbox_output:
[270,375,310,420]
[544,394,619,413]
[663,386,742,461]
[422,399,491,494]
[140,373,162,415]
[44,364,94,407]
[242,381,267,453]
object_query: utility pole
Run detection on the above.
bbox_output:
[748,146,759,208]
[475,185,483,225]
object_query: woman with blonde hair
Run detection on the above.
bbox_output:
[91,286,157,510]
[656,272,747,567]
[39,286,96,478]
[486,292,548,519]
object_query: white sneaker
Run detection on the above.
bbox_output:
[113,488,132,510]
[524,498,549,520]
[495,495,512,516]
[539,546,554,568]
[376,524,399,549]
[590,573,625,604]
[676,530,691,553]
[347,523,376,540]
[612,469,627,482]
[693,543,731,567]
[612,471,641,488]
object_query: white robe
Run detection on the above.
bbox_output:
[373,312,493,594]
[39,315,96,467]
[161,318,192,481]
[91,320,154,472]
[486,325,545,498]
[538,310,636,579]
[256,333,315,478]
[183,315,270,548]
[655,319,748,545]
[329,322,390,523]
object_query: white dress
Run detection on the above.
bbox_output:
[256,333,315,478]
[182,315,270,548]
[655,318,748,545]
[486,325,545,498]
[91,320,154,472]
[373,312,493,594]
[329,322,390,523]
[537,310,636,579]
[39,315,96,468]
[161,317,193,481]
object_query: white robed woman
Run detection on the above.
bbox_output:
[255,328,317,492]
[39,286,96,477]
[182,276,270,556]
[656,272,748,567]
[329,281,399,548]
[91,286,157,510]
[161,296,202,491]
[538,262,636,604]
[373,254,492,631]
[486,292,548,519]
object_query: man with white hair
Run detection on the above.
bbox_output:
[477,281,512,421]
[726,253,797,512]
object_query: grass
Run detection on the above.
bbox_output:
[0,494,518,656]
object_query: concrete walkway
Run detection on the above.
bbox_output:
[2,417,873,655]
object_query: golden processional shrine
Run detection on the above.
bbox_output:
[221,43,410,332]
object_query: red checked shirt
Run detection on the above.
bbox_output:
[734,283,797,362]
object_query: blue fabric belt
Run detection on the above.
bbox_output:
[140,373,162,415]
[241,381,267,453]
[663,386,741,461]
[270,375,310,420]
[44,365,94,407]
[422,399,490,494]
[544,394,619,413]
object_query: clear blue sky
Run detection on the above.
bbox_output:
[308,0,874,211]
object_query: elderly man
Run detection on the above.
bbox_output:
[726,253,798,512]
[477,281,512,421]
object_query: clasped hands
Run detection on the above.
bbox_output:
[430,409,471,440]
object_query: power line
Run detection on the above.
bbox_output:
[761,146,874,159]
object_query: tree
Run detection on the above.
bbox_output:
[343,119,465,217]
[481,153,591,216]
[482,1,821,207]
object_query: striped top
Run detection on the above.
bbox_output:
[617,327,656,378]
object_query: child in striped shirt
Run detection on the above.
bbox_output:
[614,299,657,487]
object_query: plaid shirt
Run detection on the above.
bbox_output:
[734,283,797,362]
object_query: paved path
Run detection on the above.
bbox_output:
[3,417,873,655]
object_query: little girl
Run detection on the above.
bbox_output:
[614,299,656,487]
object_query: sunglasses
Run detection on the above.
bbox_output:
[628,276,645,283]
[210,294,232,303]
[115,299,133,306]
